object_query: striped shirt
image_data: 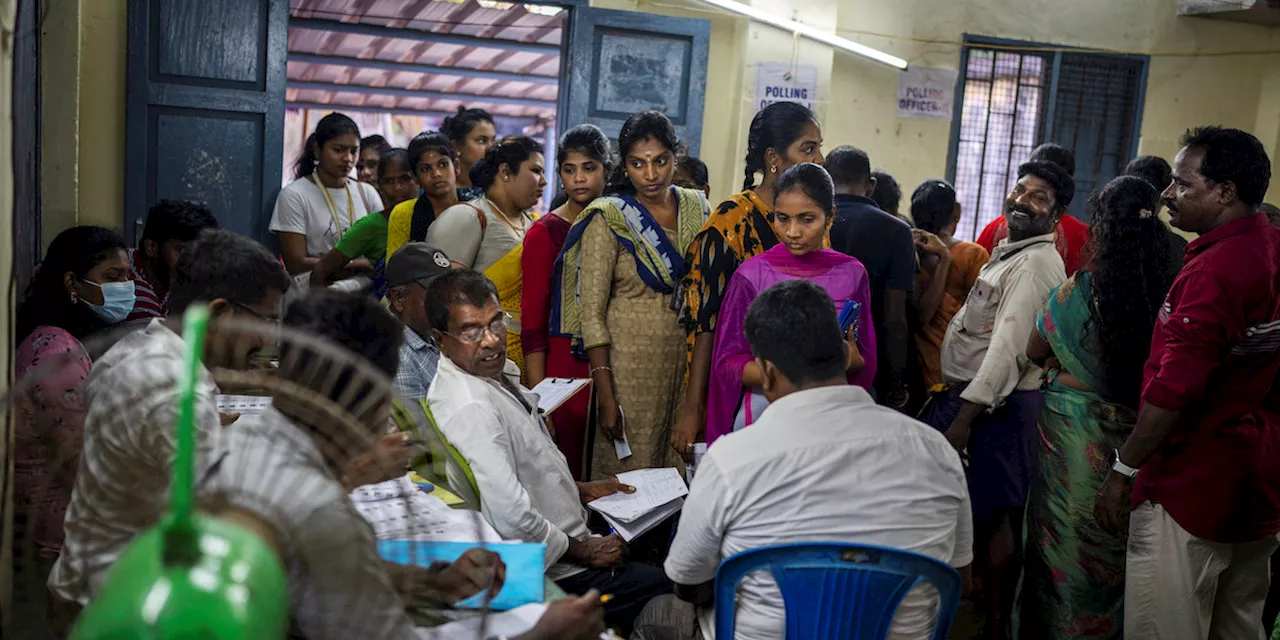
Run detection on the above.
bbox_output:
[50,319,222,604]
[124,248,167,327]
[200,406,418,640]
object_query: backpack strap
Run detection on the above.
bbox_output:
[462,201,488,235]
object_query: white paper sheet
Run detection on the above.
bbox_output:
[415,603,623,639]
[614,406,632,460]
[529,377,591,414]
[215,394,272,415]
[587,467,689,523]
[602,497,683,542]
[352,476,502,543]
[686,442,708,483]
[416,603,547,639]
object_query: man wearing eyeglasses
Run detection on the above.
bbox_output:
[425,268,672,635]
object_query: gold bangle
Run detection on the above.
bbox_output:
[590,366,613,377]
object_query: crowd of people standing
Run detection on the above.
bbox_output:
[11,95,1280,640]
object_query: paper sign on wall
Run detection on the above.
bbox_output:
[755,62,818,113]
[897,67,958,120]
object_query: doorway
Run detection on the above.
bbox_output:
[285,0,564,202]
[124,0,709,238]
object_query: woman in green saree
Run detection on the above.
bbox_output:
[1019,176,1176,640]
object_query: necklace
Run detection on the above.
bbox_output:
[311,173,354,236]
[485,196,529,236]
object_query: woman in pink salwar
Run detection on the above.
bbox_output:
[706,163,876,445]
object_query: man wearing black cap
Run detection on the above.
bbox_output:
[385,242,452,398]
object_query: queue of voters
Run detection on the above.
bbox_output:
[9,87,1280,640]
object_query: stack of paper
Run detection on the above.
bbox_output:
[215,394,272,415]
[529,377,591,414]
[587,467,688,541]
[351,476,502,543]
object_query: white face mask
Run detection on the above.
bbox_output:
[81,279,137,324]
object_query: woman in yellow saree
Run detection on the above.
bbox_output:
[426,136,546,378]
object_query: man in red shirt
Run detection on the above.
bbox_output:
[1094,127,1280,640]
[975,143,1090,275]
[124,200,219,327]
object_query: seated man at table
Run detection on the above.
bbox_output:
[202,289,604,640]
[634,280,973,640]
[425,269,672,632]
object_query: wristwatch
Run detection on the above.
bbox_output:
[1111,449,1140,479]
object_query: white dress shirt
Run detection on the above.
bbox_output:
[200,406,418,640]
[665,385,973,640]
[50,320,222,604]
[427,355,590,580]
[940,232,1066,407]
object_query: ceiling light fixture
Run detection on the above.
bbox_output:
[524,4,564,16]
[476,0,515,10]
[691,0,908,70]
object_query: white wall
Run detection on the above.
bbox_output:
[619,0,1280,212]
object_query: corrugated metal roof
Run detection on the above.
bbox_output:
[287,0,562,121]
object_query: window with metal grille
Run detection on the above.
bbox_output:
[946,37,1148,240]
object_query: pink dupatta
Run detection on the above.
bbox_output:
[704,244,877,445]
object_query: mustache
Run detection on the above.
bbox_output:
[1006,203,1037,217]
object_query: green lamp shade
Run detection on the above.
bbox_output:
[71,513,289,640]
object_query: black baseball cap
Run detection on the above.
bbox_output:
[385,243,452,288]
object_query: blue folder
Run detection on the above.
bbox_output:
[377,540,546,610]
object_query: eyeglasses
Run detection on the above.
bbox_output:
[443,313,510,344]
[231,301,281,325]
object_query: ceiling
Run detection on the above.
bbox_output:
[287,0,566,124]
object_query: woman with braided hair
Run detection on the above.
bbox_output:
[671,102,823,460]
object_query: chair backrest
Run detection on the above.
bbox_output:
[714,542,961,640]
[391,397,481,509]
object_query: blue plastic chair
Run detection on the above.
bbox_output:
[714,542,962,640]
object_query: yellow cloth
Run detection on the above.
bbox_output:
[385,197,418,260]
[483,241,528,381]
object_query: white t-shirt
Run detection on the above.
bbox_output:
[664,385,973,640]
[269,175,383,257]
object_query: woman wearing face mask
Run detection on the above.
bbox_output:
[427,136,547,377]
[271,112,383,281]
[12,226,130,633]
[554,111,710,479]
[441,106,498,194]
[704,163,875,445]
[521,124,612,479]
[385,131,467,260]
[672,101,823,461]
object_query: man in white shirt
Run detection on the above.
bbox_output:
[425,269,672,633]
[201,289,604,640]
[51,229,293,607]
[920,160,1071,638]
[634,279,972,640]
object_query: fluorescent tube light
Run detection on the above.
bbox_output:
[691,0,908,70]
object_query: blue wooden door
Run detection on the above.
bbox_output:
[560,7,710,155]
[125,0,288,244]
